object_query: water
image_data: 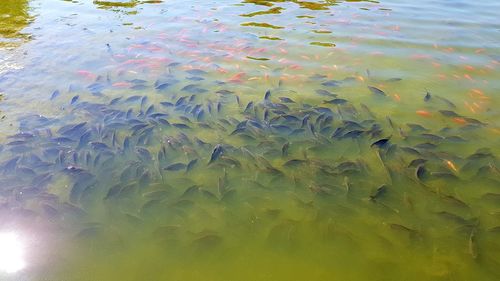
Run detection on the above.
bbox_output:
[0,0,500,280]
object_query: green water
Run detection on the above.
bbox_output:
[0,0,499,280]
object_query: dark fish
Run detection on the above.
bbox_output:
[187,76,204,81]
[109,97,122,105]
[186,159,198,172]
[208,144,223,165]
[278,97,295,103]
[186,69,207,75]
[128,79,147,84]
[104,184,122,200]
[386,78,402,82]
[310,74,327,80]
[216,90,234,95]
[155,83,171,91]
[172,123,191,129]
[431,172,458,180]
[283,159,307,167]
[389,224,419,238]
[367,86,386,96]
[463,117,487,126]
[164,163,186,171]
[343,130,364,138]
[70,95,79,105]
[370,184,387,201]
[322,80,340,87]
[131,85,148,91]
[408,158,427,168]
[420,133,443,141]
[125,95,141,103]
[424,91,431,102]
[50,90,60,100]
[244,101,254,113]
[282,142,289,157]
[468,228,478,259]
[435,211,476,225]
[439,110,460,117]
[181,84,207,94]
[136,147,152,162]
[264,90,271,100]
[415,143,437,150]
[140,96,148,108]
[371,138,390,149]
[324,98,347,105]
[415,165,428,181]
[407,123,428,132]
[1,156,20,173]
[315,89,336,97]
[160,101,174,107]
[436,95,456,108]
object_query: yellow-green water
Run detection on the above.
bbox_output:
[0,0,499,280]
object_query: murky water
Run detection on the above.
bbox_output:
[0,0,500,280]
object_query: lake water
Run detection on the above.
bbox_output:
[1,0,500,280]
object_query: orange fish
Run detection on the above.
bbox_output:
[464,65,475,71]
[112,82,132,88]
[452,117,467,125]
[76,70,96,80]
[228,72,246,83]
[416,110,432,117]
[445,160,458,172]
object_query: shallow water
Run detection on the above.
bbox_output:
[0,0,500,280]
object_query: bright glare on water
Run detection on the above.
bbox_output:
[0,0,500,280]
[0,232,26,274]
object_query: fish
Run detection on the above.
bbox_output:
[468,228,478,259]
[323,98,347,105]
[172,123,191,129]
[389,224,420,238]
[282,142,289,157]
[208,144,223,165]
[436,95,456,108]
[244,101,254,113]
[155,83,171,91]
[367,86,386,96]
[315,89,336,97]
[278,97,295,103]
[386,78,402,82]
[70,95,80,105]
[186,69,207,75]
[408,158,427,168]
[216,90,234,95]
[371,138,390,149]
[181,84,208,94]
[186,159,198,172]
[264,90,271,100]
[415,165,428,181]
[322,80,341,87]
[164,163,187,171]
[370,184,387,201]
[407,123,428,132]
[424,91,431,101]
[50,90,60,100]
[439,110,460,117]
[125,95,141,103]
[283,159,307,167]
[187,76,204,81]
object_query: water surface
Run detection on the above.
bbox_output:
[0,0,500,280]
